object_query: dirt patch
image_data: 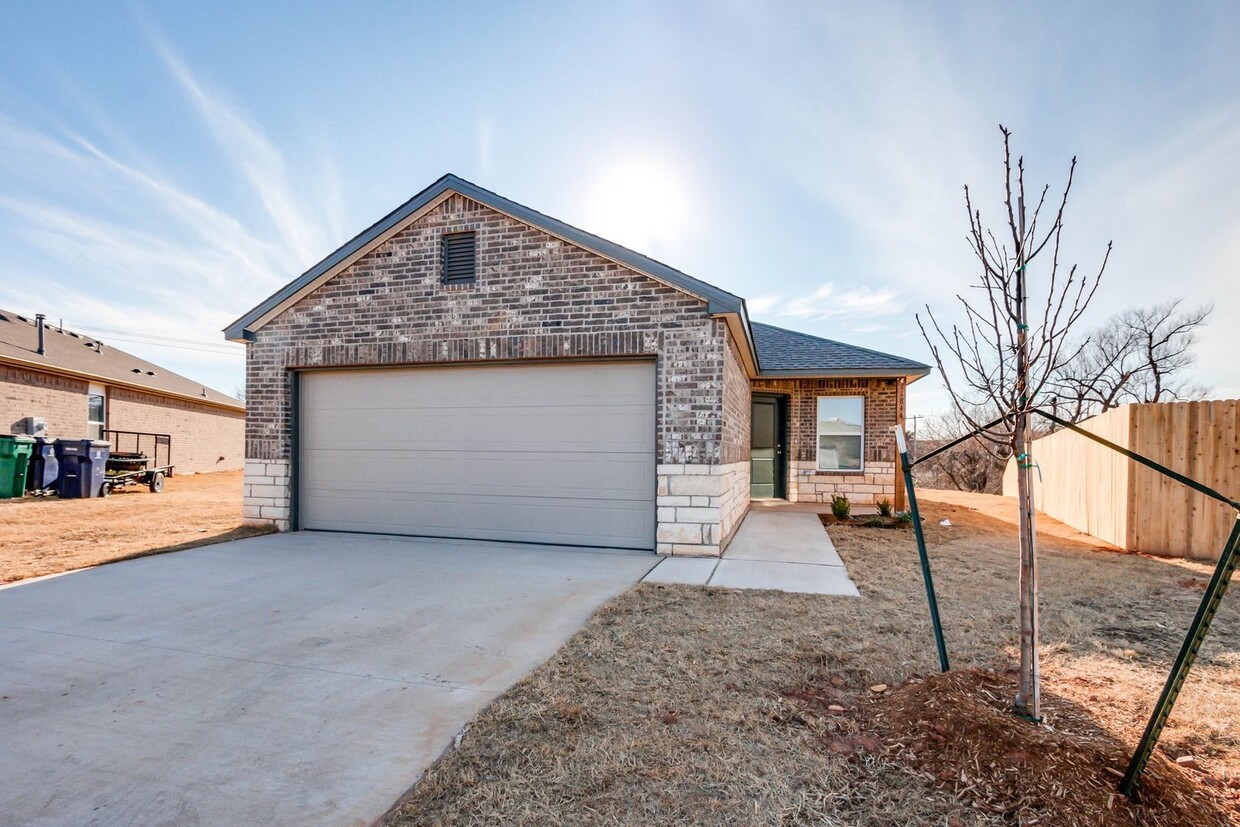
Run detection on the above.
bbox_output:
[919,487,1125,552]
[0,470,270,582]
[384,489,1240,826]
[792,668,1232,825]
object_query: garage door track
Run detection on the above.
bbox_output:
[0,532,654,826]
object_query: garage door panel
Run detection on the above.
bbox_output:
[298,362,656,549]
[303,408,652,454]
[302,450,653,501]
[300,491,651,548]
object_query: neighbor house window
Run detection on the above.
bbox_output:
[442,231,477,284]
[817,396,863,471]
[87,384,106,441]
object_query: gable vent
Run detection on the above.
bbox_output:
[442,231,477,285]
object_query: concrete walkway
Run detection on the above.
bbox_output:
[643,511,859,595]
[0,531,655,826]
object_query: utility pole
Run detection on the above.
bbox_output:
[1013,196,1041,721]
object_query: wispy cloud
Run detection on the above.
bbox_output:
[729,6,996,301]
[750,283,904,323]
[0,34,339,395]
[147,35,323,266]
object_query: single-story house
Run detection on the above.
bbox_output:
[1,310,245,474]
[226,174,930,555]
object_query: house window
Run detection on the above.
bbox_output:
[817,396,863,472]
[442,231,477,284]
[87,384,106,441]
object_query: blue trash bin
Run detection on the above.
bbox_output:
[54,439,111,498]
[26,436,59,493]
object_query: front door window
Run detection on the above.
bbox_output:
[750,396,785,499]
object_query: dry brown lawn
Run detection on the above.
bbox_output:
[385,489,1240,826]
[0,470,271,583]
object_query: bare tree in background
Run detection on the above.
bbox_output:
[913,410,1008,494]
[1049,300,1212,421]
[918,126,1112,721]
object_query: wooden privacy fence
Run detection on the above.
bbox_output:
[1003,400,1240,560]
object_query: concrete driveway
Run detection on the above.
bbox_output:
[0,532,654,826]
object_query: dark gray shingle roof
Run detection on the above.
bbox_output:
[752,322,931,378]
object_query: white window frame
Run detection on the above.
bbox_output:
[816,395,864,472]
[87,383,107,441]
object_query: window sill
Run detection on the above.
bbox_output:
[803,469,866,476]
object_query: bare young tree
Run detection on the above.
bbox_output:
[918,126,1112,721]
[1049,300,1212,421]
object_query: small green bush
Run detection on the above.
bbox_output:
[894,510,914,525]
[876,498,894,517]
[863,516,887,527]
[831,495,851,520]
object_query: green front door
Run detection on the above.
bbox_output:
[750,396,786,499]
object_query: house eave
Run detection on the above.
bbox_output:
[0,354,246,413]
[713,305,760,378]
[755,367,931,382]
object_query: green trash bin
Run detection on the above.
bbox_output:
[0,434,35,499]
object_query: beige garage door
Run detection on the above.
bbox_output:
[298,361,656,549]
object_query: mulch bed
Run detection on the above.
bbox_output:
[820,512,910,529]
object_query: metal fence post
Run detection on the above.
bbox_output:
[896,425,950,673]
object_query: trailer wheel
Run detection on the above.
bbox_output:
[100,482,111,498]
[149,472,165,494]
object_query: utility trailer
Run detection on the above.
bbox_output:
[101,430,174,495]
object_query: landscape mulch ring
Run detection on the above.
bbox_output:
[385,489,1240,826]
[788,667,1232,826]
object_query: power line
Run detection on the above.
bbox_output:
[64,323,242,355]
[87,337,244,356]
[72,325,239,348]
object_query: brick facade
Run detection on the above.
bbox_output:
[2,366,242,475]
[245,193,733,550]
[1,366,87,437]
[718,326,752,547]
[239,190,920,545]
[749,376,906,507]
[108,387,244,474]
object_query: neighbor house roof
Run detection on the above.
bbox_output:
[225,173,929,382]
[751,322,931,379]
[0,310,244,411]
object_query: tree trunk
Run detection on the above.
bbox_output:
[1013,412,1041,719]
[1012,197,1041,721]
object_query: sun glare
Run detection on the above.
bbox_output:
[584,155,693,254]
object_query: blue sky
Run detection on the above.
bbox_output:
[1,2,1237,414]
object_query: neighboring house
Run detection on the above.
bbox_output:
[1,310,245,474]
[226,174,929,555]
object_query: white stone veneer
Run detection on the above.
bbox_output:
[657,463,750,557]
[788,460,897,507]
[243,459,291,530]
